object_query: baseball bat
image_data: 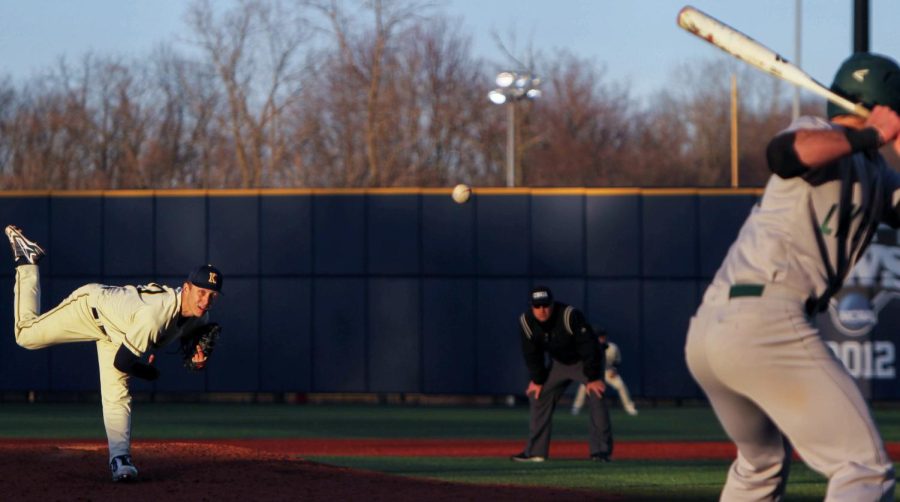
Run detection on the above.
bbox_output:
[677,5,870,118]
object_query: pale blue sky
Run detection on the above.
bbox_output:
[1,1,899,100]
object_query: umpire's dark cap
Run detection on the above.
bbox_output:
[188,264,223,293]
[530,286,553,307]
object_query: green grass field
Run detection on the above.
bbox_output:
[2,401,899,500]
[0,402,737,439]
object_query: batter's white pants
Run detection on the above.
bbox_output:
[572,370,636,414]
[685,289,894,502]
[14,265,132,461]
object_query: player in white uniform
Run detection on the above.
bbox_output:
[571,333,637,416]
[5,225,222,482]
[685,53,900,501]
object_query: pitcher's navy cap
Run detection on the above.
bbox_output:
[530,286,553,307]
[188,264,223,293]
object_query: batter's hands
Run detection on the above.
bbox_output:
[585,380,606,398]
[526,381,542,400]
[865,105,900,147]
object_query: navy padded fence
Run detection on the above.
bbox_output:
[0,188,766,399]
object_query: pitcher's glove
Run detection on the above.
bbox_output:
[181,322,221,371]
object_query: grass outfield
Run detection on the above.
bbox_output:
[1,401,899,500]
[307,457,832,501]
[0,402,735,439]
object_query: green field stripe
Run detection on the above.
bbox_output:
[0,403,735,441]
[305,456,832,501]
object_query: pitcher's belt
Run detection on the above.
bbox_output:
[91,307,108,335]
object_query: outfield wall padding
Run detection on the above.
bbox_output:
[7,188,887,400]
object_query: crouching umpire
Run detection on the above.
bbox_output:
[511,286,613,462]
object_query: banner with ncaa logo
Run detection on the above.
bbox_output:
[819,226,900,398]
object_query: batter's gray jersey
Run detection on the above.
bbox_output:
[686,116,899,501]
[707,116,900,310]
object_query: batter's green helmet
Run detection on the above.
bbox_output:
[828,52,900,118]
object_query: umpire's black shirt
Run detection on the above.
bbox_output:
[518,301,604,385]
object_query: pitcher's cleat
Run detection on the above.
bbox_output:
[110,454,138,482]
[4,225,45,266]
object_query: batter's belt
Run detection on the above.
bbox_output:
[728,283,814,309]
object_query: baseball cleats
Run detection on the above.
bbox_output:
[4,225,44,266]
[510,452,545,462]
[110,454,138,482]
[590,454,611,462]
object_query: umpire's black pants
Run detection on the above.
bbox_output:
[524,360,613,459]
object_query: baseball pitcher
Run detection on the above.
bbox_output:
[686,53,900,501]
[5,225,223,482]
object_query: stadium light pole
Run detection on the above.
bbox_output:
[488,71,541,187]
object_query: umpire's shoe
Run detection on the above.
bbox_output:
[110,454,139,482]
[510,452,545,462]
[4,225,44,266]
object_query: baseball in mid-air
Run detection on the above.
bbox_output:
[452,183,471,204]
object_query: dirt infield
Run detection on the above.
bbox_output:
[0,440,610,501]
[221,438,742,459]
[2,439,898,500]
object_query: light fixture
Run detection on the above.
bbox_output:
[487,70,541,187]
[495,71,515,88]
[488,89,507,105]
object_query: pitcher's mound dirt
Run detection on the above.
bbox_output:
[0,441,615,501]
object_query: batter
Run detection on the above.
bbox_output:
[685,53,900,501]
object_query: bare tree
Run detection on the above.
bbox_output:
[638,57,814,187]
[304,0,440,186]
[185,0,311,188]
[91,60,154,188]
[0,79,18,181]
[0,78,20,184]
[523,51,637,187]
[0,0,843,191]
[413,20,502,185]
[295,11,497,187]
[4,59,100,189]
[153,47,231,188]
[141,45,213,188]
[369,16,498,186]
[631,91,700,186]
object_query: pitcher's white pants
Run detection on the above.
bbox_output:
[14,265,132,461]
